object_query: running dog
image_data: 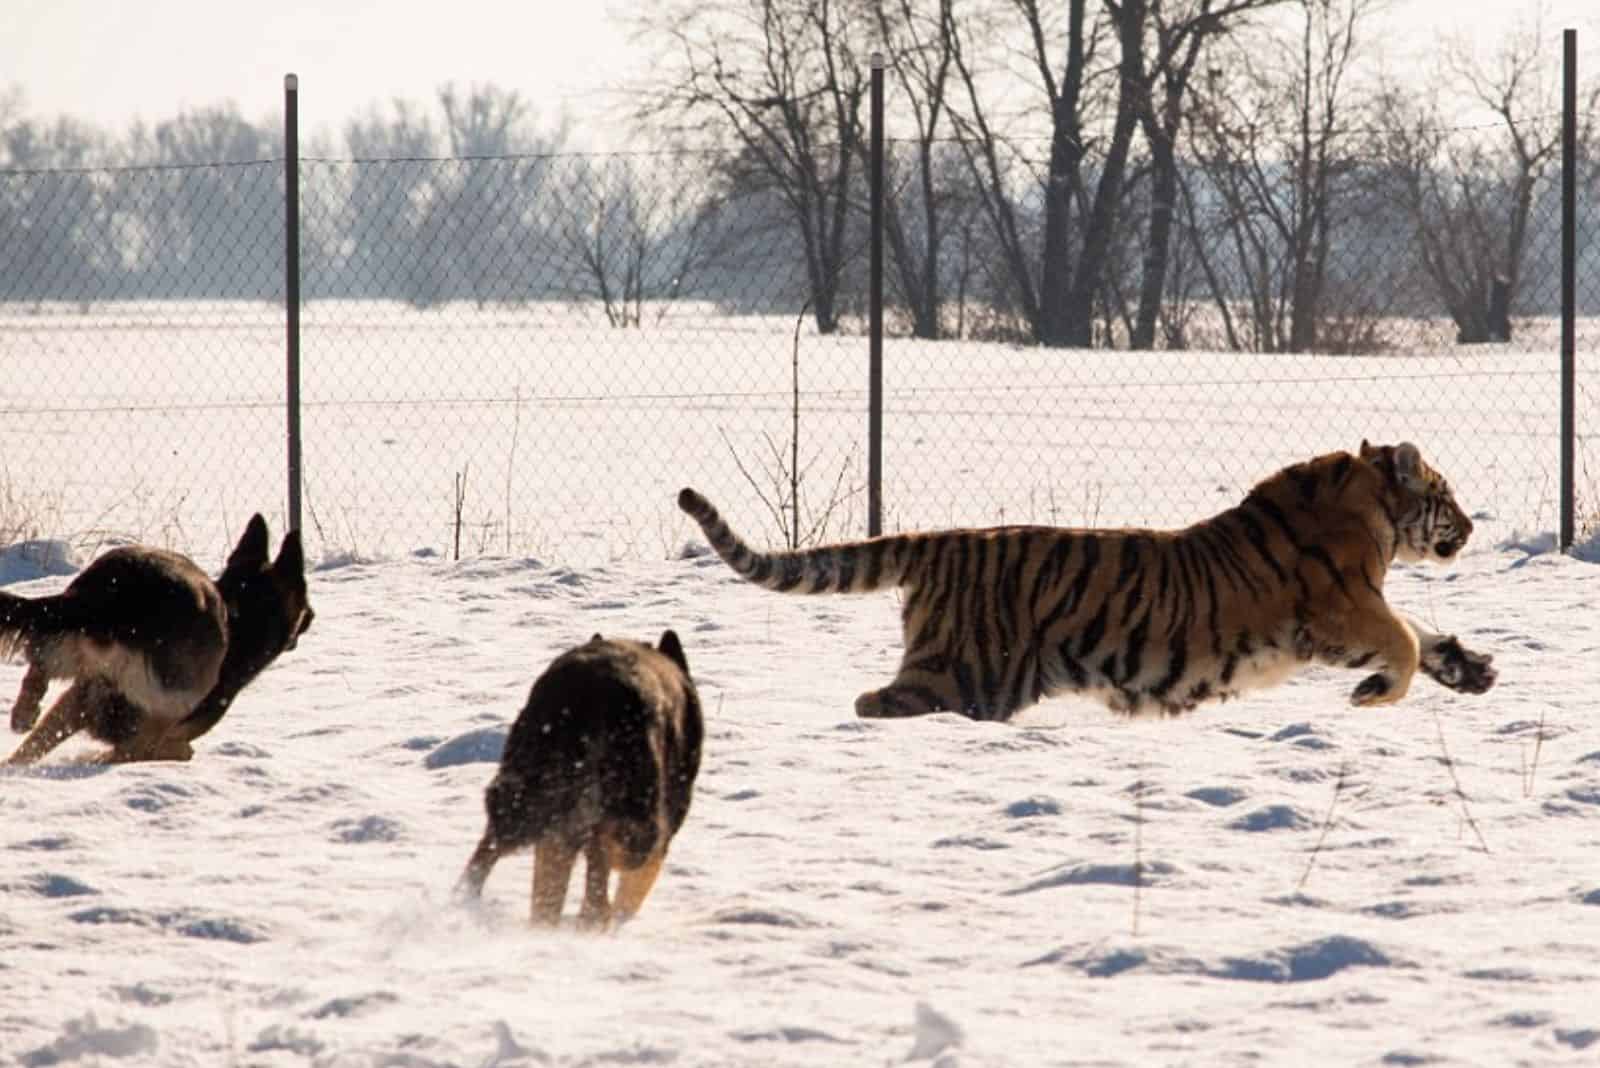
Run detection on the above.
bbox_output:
[457,631,703,930]
[3,514,313,764]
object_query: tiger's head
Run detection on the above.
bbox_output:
[1359,440,1473,564]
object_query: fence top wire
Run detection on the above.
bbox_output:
[0,158,282,178]
[4,108,1593,178]
[911,109,1591,149]
[300,147,742,167]
[0,147,750,178]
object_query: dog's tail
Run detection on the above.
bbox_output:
[0,591,89,662]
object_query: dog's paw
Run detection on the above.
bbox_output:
[1421,636,1497,694]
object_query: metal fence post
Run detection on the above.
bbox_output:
[868,52,885,538]
[1560,31,1576,553]
[284,73,304,536]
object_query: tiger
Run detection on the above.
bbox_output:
[677,441,1496,722]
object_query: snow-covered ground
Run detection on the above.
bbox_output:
[1,303,1597,1063]
[2,516,1597,1066]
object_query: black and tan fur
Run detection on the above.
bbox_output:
[457,631,703,930]
[3,515,314,765]
[678,441,1496,722]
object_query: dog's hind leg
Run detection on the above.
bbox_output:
[9,664,50,734]
[455,832,501,901]
[611,845,668,924]
[106,719,195,764]
[578,837,616,931]
[142,728,196,763]
[531,838,579,926]
[5,681,95,766]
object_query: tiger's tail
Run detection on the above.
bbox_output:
[677,488,913,594]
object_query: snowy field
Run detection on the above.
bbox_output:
[0,509,1598,1066]
[1,304,1598,1065]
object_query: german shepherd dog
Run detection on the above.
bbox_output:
[2,515,314,765]
[457,632,703,930]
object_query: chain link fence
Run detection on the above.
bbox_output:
[0,161,286,560]
[874,117,1600,549]
[1,121,1595,566]
[292,152,868,561]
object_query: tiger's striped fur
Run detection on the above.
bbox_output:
[678,440,1496,722]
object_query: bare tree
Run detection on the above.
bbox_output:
[944,0,1108,345]
[337,101,441,300]
[1370,14,1597,342]
[873,0,963,338]
[1129,0,1289,350]
[438,83,535,157]
[554,155,726,327]
[1059,0,1151,347]
[0,92,112,305]
[118,106,276,298]
[635,0,875,334]
[121,105,274,165]
[1186,0,1377,351]
[944,0,1272,348]
[360,84,565,308]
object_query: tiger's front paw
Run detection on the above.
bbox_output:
[1350,671,1388,703]
[1356,671,1408,703]
[1420,636,1497,694]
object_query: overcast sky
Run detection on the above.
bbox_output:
[4,0,643,139]
[4,0,1598,145]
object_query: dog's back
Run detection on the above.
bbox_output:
[1,546,227,726]
[459,631,703,929]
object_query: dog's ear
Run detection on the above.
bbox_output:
[228,514,271,570]
[588,632,604,644]
[657,629,688,674]
[273,529,306,579]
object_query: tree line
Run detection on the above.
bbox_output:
[2,0,1597,351]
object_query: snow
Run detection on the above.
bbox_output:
[2,512,1597,1066]
[1,301,1597,1063]
[0,541,80,587]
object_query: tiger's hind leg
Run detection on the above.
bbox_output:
[855,680,958,719]
[855,651,1032,720]
[855,665,1030,720]
[1401,612,1497,695]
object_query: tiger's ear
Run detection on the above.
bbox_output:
[1393,442,1427,491]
